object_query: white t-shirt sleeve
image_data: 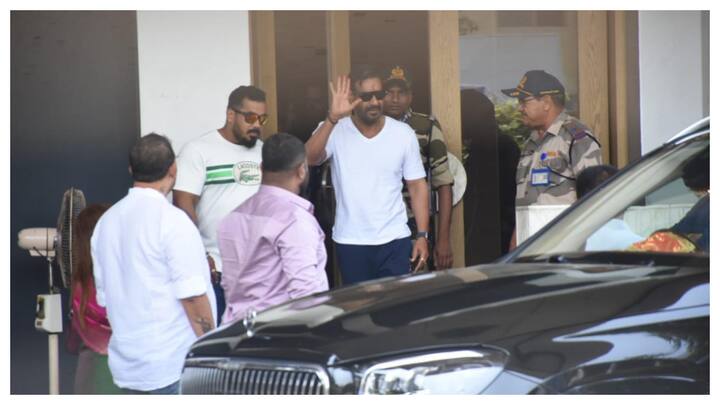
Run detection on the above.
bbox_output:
[164,211,209,300]
[402,127,426,181]
[323,122,335,162]
[173,142,205,196]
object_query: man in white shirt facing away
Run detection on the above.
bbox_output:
[92,133,216,394]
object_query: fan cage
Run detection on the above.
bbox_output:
[56,188,86,288]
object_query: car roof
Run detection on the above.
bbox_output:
[665,116,710,145]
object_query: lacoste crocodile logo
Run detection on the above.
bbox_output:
[233,161,261,185]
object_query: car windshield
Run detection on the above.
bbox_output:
[512,133,709,260]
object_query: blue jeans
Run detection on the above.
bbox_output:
[336,237,412,285]
[122,380,180,395]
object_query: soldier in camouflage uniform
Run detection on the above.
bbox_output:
[383,66,455,270]
[502,70,602,248]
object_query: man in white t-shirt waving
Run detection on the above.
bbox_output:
[173,86,266,323]
[305,65,430,284]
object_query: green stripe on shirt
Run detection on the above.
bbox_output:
[206,169,234,180]
[206,164,234,171]
[205,178,237,185]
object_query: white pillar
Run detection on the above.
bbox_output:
[136,11,252,151]
[638,11,708,153]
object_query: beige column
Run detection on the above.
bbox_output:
[578,11,610,164]
[326,11,351,80]
[429,11,465,268]
[325,11,352,286]
[608,11,630,168]
[249,11,278,136]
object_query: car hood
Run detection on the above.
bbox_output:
[188,260,707,365]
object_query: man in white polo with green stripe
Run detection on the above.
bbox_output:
[173,86,267,324]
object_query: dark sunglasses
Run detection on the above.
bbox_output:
[357,90,387,102]
[231,107,269,126]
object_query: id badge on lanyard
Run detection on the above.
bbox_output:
[530,167,550,186]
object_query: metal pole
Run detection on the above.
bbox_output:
[48,258,53,292]
[48,334,59,394]
[47,247,59,394]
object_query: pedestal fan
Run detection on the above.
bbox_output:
[17,188,86,394]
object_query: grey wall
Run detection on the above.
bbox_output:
[11,11,140,393]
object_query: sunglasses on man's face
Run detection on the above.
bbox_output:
[357,90,387,102]
[231,108,269,126]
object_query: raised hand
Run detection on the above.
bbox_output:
[328,75,361,122]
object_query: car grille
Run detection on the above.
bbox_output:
[180,358,330,394]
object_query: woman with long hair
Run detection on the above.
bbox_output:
[70,203,120,394]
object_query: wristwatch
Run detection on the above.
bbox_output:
[416,231,429,239]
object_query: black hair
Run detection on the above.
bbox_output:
[349,64,383,94]
[576,164,618,199]
[262,133,306,173]
[682,146,710,191]
[228,85,266,109]
[128,133,175,182]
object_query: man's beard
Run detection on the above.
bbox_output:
[234,128,260,148]
[356,106,382,125]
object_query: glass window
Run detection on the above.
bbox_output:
[458,11,579,262]
[458,11,579,119]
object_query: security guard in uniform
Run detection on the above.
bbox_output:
[383,66,455,270]
[502,70,602,248]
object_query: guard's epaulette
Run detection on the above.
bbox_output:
[428,114,442,131]
[416,111,439,124]
[563,117,592,140]
[407,112,435,134]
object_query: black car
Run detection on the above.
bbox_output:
[180,118,709,394]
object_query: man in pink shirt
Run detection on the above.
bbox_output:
[218,133,329,325]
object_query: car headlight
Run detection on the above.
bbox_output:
[359,349,507,395]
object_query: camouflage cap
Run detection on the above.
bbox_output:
[384,65,412,90]
[501,70,565,100]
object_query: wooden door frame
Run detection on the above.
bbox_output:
[578,10,634,168]
[428,11,465,268]
[578,11,611,165]
[326,11,351,80]
[249,11,278,136]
